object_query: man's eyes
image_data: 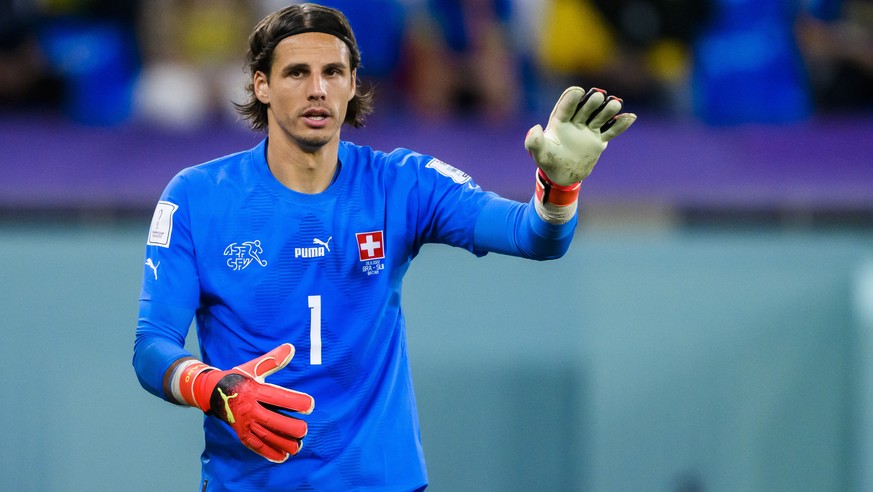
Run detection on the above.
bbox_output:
[287,68,343,77]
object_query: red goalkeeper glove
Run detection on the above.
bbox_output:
[171,343,314,463]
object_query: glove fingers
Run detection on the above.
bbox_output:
[235,343,295,381]
[550,86,586,124]
[601,113,638,142]
[250,421,304,457]
[587,96,623,130]
[524,124,545,158]
[254,404,310,440]
[571,88,606,125]
[239,428,291,463]
[258,382,315,414]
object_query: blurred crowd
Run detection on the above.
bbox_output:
[1,0,872,128]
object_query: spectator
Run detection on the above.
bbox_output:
[536,0,709,115]
[402,0,523,121]
[133,0,253,128]
[0,1,64,111]
[795,0,873,112]
[1,0,140,124]
[691,0,812,125]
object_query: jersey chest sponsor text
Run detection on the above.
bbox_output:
[295,236,332,258]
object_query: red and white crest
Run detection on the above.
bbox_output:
[356,231,385,261]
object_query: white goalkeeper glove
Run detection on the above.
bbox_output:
[525,86,636,223]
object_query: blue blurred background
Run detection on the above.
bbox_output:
[2,0,873,490]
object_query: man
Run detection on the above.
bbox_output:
[132,3,635,491]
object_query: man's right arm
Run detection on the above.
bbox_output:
[133,299,197,401]
[134,303,315,463]
[134,173,201,402]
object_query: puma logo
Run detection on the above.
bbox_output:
[313,236,332,252]
[145,258,160,280]
[217,387,238,424]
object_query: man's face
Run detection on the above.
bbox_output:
[254,32,356,153]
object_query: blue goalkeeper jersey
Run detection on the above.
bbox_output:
[135,138,575,491]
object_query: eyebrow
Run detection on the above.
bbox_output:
[279,61,348,76]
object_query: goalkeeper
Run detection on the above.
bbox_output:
[132,3,635,491]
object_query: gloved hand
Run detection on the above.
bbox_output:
[525,86,636,186]
[173,344,314,463]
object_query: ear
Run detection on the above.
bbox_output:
[347,68,357,102]
[253,71,270,104]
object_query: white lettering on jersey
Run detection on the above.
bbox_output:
[147,201,178,248]
[425,158,471,185]
[295,237,332,258]
[295,246,325,258]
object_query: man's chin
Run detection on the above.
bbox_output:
[294,135,332,153]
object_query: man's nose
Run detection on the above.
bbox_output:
[308,74,327,100]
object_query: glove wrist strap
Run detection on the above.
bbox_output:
[535,169,581,207]
[170,359,216,411]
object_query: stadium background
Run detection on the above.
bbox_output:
[2,0,873,490]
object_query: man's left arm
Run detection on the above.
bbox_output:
[474,86,636,259]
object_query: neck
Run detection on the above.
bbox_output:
[265,135,340,194]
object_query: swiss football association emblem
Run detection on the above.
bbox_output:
[223,240,268,271]
[356,231,385,261]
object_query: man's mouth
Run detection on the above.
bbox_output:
[303,109,330,121]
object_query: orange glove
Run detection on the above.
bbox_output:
[172,344,314,463]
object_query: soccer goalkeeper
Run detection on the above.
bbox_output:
[132,3,635,490]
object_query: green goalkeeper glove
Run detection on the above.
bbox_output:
[171,343,314,463]
[525,86,636,222]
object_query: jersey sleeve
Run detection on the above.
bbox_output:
[473,195,577,260]
[132,171,201,401]
[392,149,577,259]
[391,151,498,254]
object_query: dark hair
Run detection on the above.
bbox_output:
[234,3,374,131]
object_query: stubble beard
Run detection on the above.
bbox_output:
[293,133,332,154]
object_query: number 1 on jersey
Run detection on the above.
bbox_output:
[308,295,322,365]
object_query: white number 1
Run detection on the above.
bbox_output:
[308,295,322,365]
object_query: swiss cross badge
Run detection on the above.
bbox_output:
[355,231,385,261]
